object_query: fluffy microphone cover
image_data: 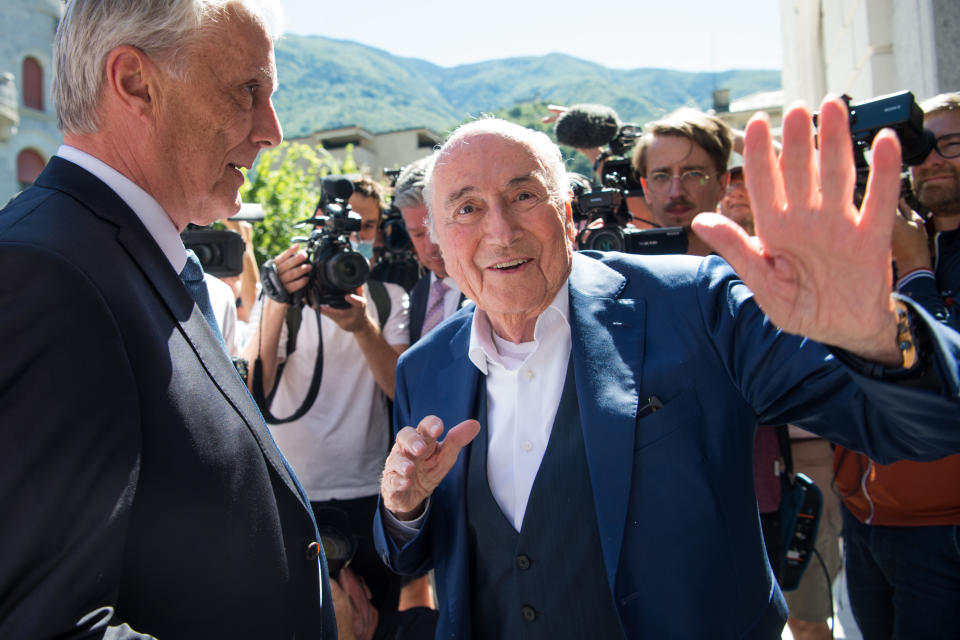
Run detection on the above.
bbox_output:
[554,104,622,149]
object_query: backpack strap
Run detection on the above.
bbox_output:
[253,283,391,425]
[367,279,391,329]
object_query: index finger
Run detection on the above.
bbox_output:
[416,415,444,440]
[276,243,301,261]
[394,417,444,458]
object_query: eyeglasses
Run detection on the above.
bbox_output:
[645,169,714,192]
[932,133,960,159]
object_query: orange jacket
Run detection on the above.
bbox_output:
[833,447,960,526]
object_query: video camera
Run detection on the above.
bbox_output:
[181,225,245,277]
[572,182,688,254]
[598,124,645,197]
[814,91,936,204]
[368,168,423,292]
[261,176,370,309]
[569,121,687,255]
[557,106,686,254]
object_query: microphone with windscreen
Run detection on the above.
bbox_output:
[554,104,622,149]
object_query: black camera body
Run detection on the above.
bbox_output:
[181,226,245,277]
[573,186,688,255]
[262,176,370,309]
[596,123,645,197]
[815,91,936,205]
[370,204,422,292]
[844,90,935,167]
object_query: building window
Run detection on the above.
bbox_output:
[17,149,46,190]
[22,57,44,111]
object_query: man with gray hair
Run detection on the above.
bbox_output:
[0,1,335,637]
[394,154,464,342]
[373,104,960,638]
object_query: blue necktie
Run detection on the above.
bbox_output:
[179,250,228,352]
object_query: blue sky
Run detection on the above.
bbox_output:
[277,0,783,72]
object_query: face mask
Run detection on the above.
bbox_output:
[354,239,375,261]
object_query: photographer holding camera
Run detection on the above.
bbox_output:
[549,104,660,246]
[631,107,734,257]
[243,175,410,630]
[832,92,960,640]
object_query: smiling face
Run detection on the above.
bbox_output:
[911,109,960,229]
[430,131,575,341]
[150,6,282,228]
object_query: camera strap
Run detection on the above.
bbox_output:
[251,306,325,425]
[251,283,391,425]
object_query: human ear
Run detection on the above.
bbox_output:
[103,45,155,121]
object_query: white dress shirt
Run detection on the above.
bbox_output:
[467,283,572,531]
[384,281,572,539]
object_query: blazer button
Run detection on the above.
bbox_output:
[521,605,536,622]
[516,554,531,570]
[305,541,322,561]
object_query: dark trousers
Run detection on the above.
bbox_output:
[311,495,401,613]
[842,504,960,639]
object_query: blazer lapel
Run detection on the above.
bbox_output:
[431,317,481,636]
[568,253,646,591]
[38,158,311,510]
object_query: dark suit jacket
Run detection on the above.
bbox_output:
[407,272,464,344]
[375,251,960,639]
[0,158,336,639]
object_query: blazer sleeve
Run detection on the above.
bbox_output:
[372,355,435,577]
[695,256,960,464]
[0,245,154,639]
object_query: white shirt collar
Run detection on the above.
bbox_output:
[467,281,571,375]
[57,145,188,273]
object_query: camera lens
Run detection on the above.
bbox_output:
[585,227,625,252]
[324,250,370,291]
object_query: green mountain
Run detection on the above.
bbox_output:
[273,34,780,138]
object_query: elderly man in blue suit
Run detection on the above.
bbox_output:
[373,98,960,639]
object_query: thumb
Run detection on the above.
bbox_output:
[691,212,761,278]
[435,419,481,467]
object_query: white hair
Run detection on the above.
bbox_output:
[53,0,282,135]
[423,118,569,241]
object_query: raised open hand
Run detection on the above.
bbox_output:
[692,96,903,365]
[381,416,480,520]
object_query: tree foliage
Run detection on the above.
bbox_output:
[239,141,354,266]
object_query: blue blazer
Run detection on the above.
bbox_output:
[0,158,335,639]
[375,251,960,639]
